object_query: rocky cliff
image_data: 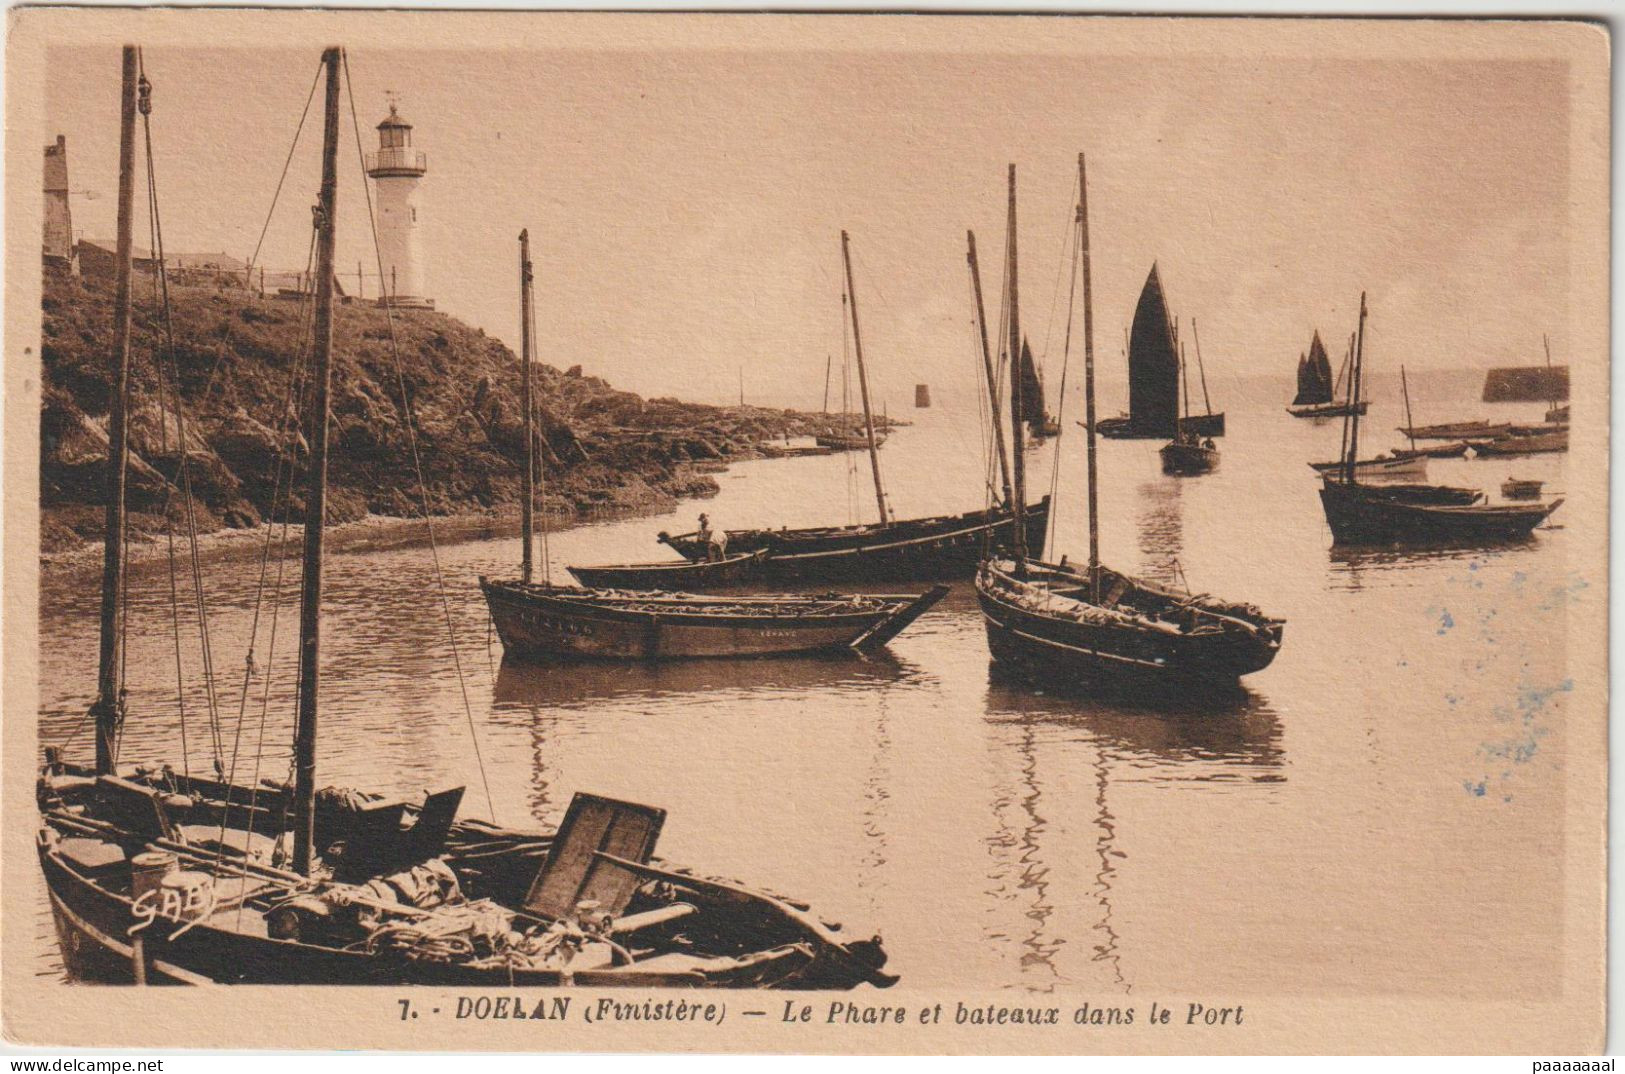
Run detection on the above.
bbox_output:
[39,273,838,553]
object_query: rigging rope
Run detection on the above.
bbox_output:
[138,54,228,777]
[342,52,495,824]
[1044,175,1083,560]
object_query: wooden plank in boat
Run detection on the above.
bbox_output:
[524,793,666,922]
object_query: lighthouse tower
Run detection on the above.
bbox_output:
[365,101,432,309]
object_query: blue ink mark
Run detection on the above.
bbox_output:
[1437,610,1454,635]
[1464,780,1488,797]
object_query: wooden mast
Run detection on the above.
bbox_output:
[822,354,831,414]
[1342,292,1369,487]
[92,48,141,775]
[292,47,343,877]
[1078,153,1100,603]
[966,231,1013,507]
[519,229,535,584]
[1006,164,1028,562]
[840,230,888,525]
[1191,317,1214,416]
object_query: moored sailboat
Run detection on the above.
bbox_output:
[1287,330,1368,418]
[975,157,1282,691]
[658,230,1050,582]
[1317,293,1562,546]
[39,49,894,989]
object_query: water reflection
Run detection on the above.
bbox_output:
[983,718,1062,992]
[1326,540,1540,592]
[491,650,913,710]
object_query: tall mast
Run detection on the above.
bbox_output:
[1006,164,1028,562]
[966,231,1012,506]
[1191,317,1213,416]
[822,354,831,414]
[1400,364,1417,453]
[1543,333,1557,411]
[1078,153,1100,602]
[1343,291,1369,487]
[840,230,888,525]
[519,229,535,583]
[291,47,343,877]
[92,46,140,775]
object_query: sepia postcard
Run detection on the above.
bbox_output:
[1,8,1609,1055]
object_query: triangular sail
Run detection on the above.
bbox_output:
[1127,264,1179,437]
[1294,330,1335,405]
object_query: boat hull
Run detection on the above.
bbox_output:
[974,563,1282,689]
[1159,441,1218,475]
[1469,431,1568,457]
[481,580,945,661]
[659,498,1052,583]
[1318,481,1560,545]
[1287,401,1368,419]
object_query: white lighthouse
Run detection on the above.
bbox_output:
[365,101,432,309]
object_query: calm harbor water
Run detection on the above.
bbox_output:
[34,374,1577,996]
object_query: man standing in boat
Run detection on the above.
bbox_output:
[697,513,727,562]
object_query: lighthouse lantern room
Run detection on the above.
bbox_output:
[365,101,433,309]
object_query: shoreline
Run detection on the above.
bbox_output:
[40,484,705,582]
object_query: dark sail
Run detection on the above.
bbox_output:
[1294,330,1335,405]
[1018,337,1045,430]
[1127,263,1179,437]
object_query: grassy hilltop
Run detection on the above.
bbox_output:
[39,272,829,553]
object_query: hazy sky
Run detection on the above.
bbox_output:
[46,42,1572,408]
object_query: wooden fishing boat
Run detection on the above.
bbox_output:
[1016,338,1060,441]
[1469,429,1568,456]
[1545,404,1570,424]
[657,497,1051,583]
[1392,441,1470,460]
[480,581,947,660]
[1160,432,1218,475]
[975,156,1281,690]
[659,229,1047,583]
[38,49,893,991]
[1319,478,1561,544]
[815,429,887,451]
[1501,477,1545,501]
[1308,454,1428,480]
[1288,399,1368,419]
[1098,264,1180,439]
[566,549,766,590]
[977,559,1284,688]
[38,772,893,987]
[1397,419,1510,440]
[1318,293,1562,546]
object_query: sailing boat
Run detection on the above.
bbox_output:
[1317,293,1563,545]
[1098,264,1179,440]
[975,157,1283,690]
[38,48,893,988]
[484,235,946,655]
[658,230,1051,582]
[1097,265,1224,439]
[1287,329,1368,419]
